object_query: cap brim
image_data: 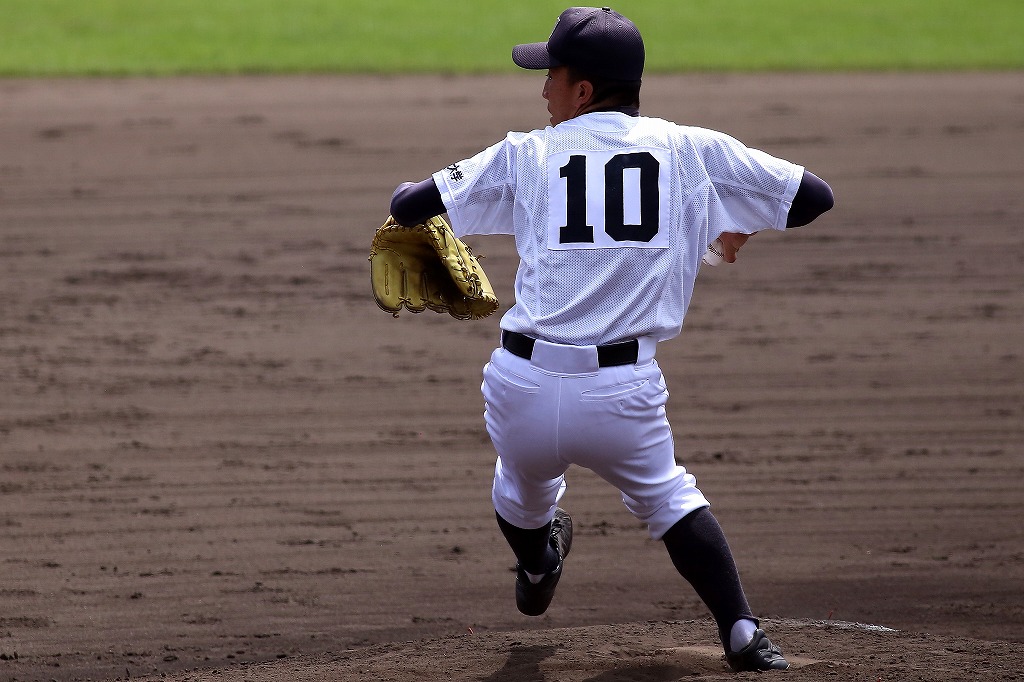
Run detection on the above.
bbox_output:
[512,42,561,70]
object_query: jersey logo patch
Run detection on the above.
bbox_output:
[446,164,464,182]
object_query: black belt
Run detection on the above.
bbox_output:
[501,331,639,367]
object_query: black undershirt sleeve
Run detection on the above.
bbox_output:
[786,170,834,228]
[390,178,446,227]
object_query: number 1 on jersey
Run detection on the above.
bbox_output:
[559,155,594,243]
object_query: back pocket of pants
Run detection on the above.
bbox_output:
[485,362,541,394]
[580,379,649,402]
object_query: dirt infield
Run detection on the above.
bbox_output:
[1,73,1022,682]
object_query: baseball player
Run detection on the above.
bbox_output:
[389,6,833,672]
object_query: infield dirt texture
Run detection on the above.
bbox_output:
[1,73,1022,681]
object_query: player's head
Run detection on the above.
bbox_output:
[512,7,645,82]
[513,7,645,118]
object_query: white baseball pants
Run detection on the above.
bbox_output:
[483,337,710,540]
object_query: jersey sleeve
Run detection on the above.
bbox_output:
[694,129,804,237]
[431,137,518,238]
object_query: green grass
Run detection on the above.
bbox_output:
[1,0,1021,76]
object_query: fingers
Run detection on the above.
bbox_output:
[719,232,751,262]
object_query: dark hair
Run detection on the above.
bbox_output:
[566,66,641,111]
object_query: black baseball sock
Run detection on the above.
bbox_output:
[496,512,559,575]
[662,507,757,649]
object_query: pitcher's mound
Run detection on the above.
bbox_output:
[156,618,1020,682]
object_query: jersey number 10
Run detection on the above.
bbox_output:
[558,151,661,244]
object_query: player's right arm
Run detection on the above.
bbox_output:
[719,170,833,261]
[786,170,833,228]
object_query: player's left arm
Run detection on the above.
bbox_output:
[390,178,446,227]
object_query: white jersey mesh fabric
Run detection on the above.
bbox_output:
[433,112,802,346]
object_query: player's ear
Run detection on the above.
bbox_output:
[575,79,595,107]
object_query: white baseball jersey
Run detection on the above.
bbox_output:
[432,111,803,347]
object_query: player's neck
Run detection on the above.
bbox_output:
[575,104,640,118]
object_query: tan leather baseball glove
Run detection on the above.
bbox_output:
[369,215,498,320]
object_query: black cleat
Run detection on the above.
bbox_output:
[515,508,573,616]
[726,629,790,672]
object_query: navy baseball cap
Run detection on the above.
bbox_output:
[512,7,645,82]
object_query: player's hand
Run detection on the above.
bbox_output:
[719,232,751,263]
